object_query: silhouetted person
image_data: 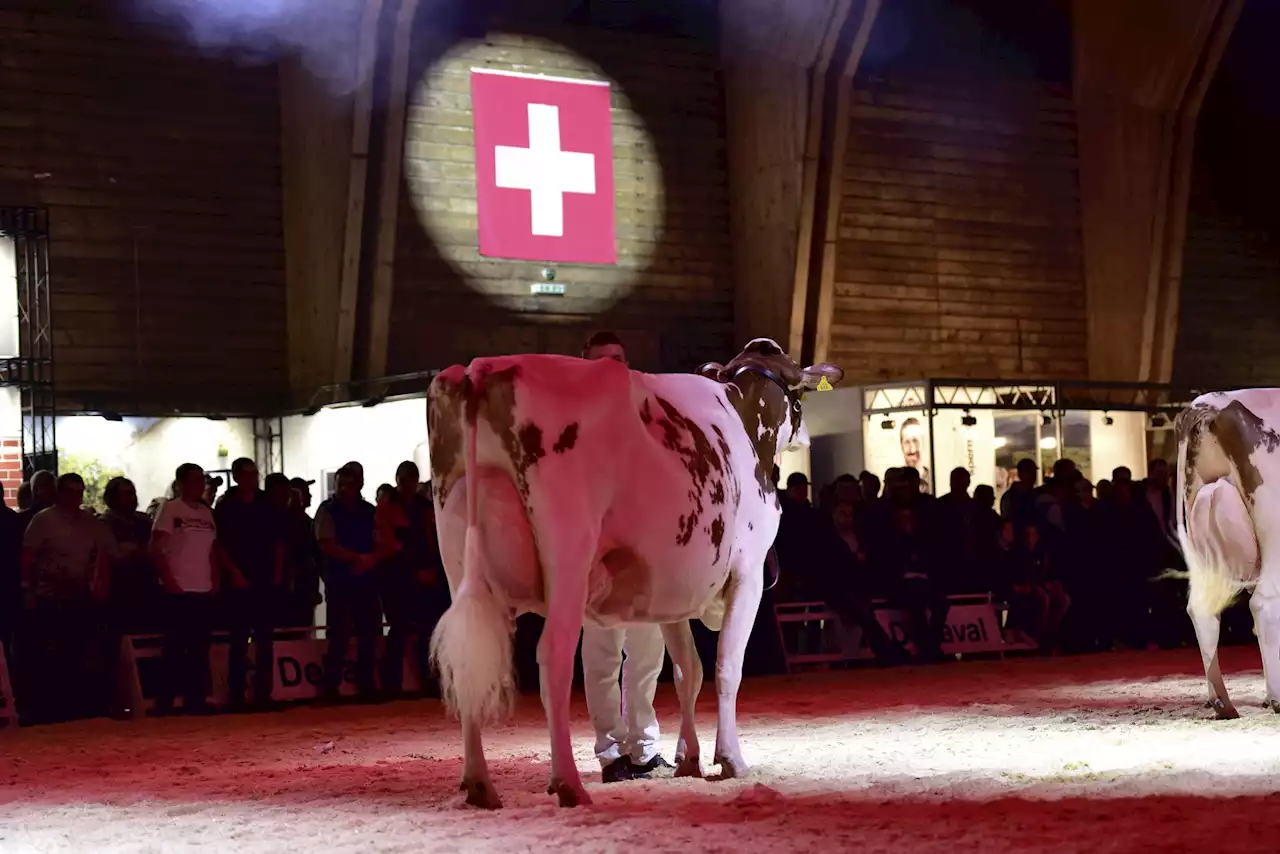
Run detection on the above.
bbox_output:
[316,465,379,701]
[152,463,220,716]
[216,458,286,711]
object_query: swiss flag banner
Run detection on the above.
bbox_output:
[470,68,616,265]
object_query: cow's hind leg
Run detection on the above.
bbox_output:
[1250,589,1280,711]
[1188,601,1238,719]
[660,620,703,778]
[460,716,502,808]
[713,563,764,779]
[536,526,595,807]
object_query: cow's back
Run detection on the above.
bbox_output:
[460,354,779,623]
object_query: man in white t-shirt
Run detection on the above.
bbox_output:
[579,332,672,782]
[151,462,221,715]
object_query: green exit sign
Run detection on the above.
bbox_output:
[530,282,566,296]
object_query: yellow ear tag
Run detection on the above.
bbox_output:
[816,376,834,392]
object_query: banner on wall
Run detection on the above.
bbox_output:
[120,633,423,717]
[471,68,616,264]
[828,602,1016,656]
[932,408,999,493]
[863,408,932,493]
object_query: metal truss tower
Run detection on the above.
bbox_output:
[0,208,55,478]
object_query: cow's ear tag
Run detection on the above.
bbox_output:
[816,376,834,392]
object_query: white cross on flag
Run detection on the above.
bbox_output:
[470,68,616,265]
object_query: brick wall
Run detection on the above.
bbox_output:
[0,439,21,506]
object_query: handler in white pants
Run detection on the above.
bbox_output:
[579,331,672,782]
[581,623,670,781]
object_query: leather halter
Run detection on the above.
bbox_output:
[700,362,798,594]
[700,362,803,416]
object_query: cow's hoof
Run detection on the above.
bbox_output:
[1208,699,1240,720]
[674,755,703,778]
[1264,698,1280,714]
[461,778,503,810]
[547,780,592,808]
[714,754,750,780]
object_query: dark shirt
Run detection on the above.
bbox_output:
[385,494,435,571]
[101,509,161,631]
[288,509,320,598]
[101,509,157,587]
[776,497,883,598]
[1000,483,1039,531]
[315,497,377,589]
[0,505,20,617]
[16,505,43,539]
[214,489,285,586]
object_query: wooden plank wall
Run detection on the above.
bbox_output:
[1173,0,1280,388]
[1176,211,1280,386]
[390,29,732,373]
[0,1,287,413]
[830,74,1086,381]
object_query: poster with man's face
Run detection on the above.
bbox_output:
[864,410,932,494]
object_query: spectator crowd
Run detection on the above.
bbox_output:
[0,457,447,725]
[771,456,1196,665]
[0,439,1220,726]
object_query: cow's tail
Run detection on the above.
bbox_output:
[429,376,515,725]
[1176,406,1249,617]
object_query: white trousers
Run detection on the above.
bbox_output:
[581,623,666,767]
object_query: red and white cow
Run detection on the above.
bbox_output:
[1176,390,1280,719]
[427,339,841,808]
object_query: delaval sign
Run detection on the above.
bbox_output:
[878,603,1003,654]
[831,602,1010,657]
[470,68,616,264]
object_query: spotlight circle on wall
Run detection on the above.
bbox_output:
[404,35,664,311]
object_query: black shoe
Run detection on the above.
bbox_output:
[629,755,674,778]
[601,758,633,784]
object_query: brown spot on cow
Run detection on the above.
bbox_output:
[639,399,653,425]
[473,366,546,503]
[518,423,546,466]
[653,395,726,547]
[1208,400,1280,502]
[553,423,579,454]
[427,368,468,507]
[720,374,787,501]
[710,516,725,563]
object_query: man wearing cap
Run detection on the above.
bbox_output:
[282,476,320,631]
[578,331,672,782]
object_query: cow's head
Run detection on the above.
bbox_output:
[699,337,843,456]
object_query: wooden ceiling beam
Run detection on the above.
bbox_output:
[279,0,382,404]
[1073,0,1241,384]
[808,0,881,368]
[719,0,848,356]
[719,0,882,364]
[365,0,422,383]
